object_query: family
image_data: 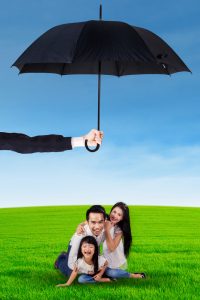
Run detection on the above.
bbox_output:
[55,203,146,286]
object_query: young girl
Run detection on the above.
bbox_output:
[104,202,146,279]
[56,236,110,286]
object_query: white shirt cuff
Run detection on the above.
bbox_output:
[71,137,84,148]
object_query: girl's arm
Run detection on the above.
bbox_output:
[56,268,78,287]
[104,221,123,252]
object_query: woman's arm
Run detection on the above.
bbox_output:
[56,268,78,287]
[93,261,108,281]
[104,221,123,252]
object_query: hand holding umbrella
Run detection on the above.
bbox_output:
[84,129,104,148]
[13,4,190,152]
[0,129,103,153]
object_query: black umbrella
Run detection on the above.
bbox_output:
[13,4,190,152]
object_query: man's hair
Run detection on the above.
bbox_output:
[86,205,106,221]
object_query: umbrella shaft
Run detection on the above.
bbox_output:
[97,4,102,130]
[98,61,101,130]
[99,4,102,20]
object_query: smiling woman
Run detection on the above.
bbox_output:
[103,202,146,279]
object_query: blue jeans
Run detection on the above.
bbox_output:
[105,267,130,278]
[78,274,96,284]
[54,244,72,276]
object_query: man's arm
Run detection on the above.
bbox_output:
[0,132,72,153]
[0,129,103,153]
[68,234,84,270]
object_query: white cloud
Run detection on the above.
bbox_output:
[0,144,200,208]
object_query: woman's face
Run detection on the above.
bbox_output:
[81,242,95,260]
[110,206,124,225]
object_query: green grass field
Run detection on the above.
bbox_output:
[0,205,200,300]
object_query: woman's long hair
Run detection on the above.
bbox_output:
[110,202,132,257]
[77,236,99,274]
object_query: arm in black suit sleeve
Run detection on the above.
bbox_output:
[0,132,72,153]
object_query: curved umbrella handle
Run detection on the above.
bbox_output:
[85,139,100,152]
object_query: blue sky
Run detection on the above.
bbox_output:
[0,0,200,208]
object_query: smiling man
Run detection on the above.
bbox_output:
[55,205,106,276]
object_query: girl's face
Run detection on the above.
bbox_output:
[110,206,123,225]
[81,242,95,260]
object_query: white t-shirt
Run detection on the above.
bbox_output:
[103,225,127,269]
[68,224,105,270]
[75,255,106,274]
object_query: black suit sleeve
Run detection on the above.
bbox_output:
[0,132,72,153]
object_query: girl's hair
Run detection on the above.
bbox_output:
[77,236,99,274]
[110,202,132,257]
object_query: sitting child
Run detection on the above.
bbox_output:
[56,236,110,286]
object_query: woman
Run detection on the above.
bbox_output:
[104,202,145,279]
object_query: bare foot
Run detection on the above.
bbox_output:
[131,273,146,279]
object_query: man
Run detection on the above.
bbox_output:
[55,205,106,276]
[0,129,103,153]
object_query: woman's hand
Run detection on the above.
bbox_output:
[104,220,112,232]
[93,273,102,282]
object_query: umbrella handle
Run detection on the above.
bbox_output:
[85,139,100,152]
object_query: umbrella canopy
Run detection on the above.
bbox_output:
[14,20,190,76]
[13,6,190,152]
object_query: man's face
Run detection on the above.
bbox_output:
[88,213,105,236]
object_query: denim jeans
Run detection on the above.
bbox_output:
[78,274,96,284]
[54,244,72,276]
[105,267,130,278]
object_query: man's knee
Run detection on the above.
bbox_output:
[78,275,87,283]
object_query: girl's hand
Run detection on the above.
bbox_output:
[56,283,69,287]
[104,220,112,231]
